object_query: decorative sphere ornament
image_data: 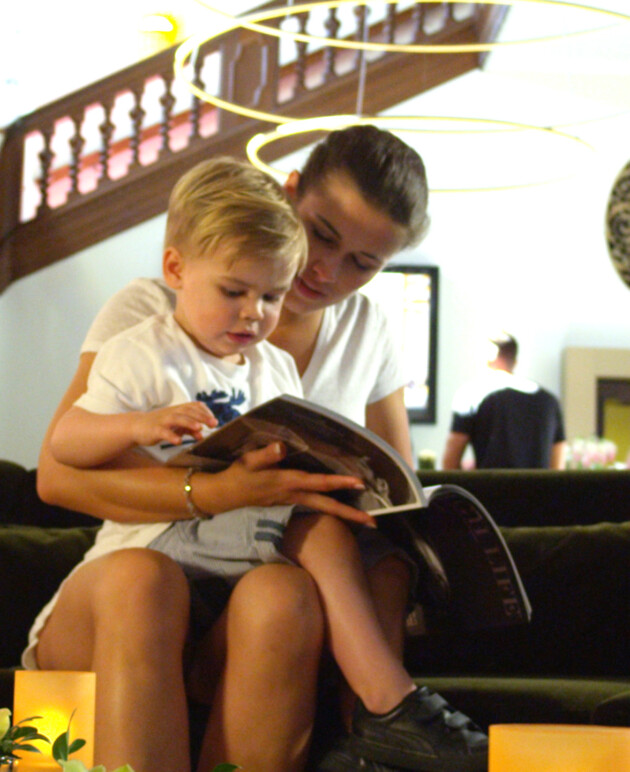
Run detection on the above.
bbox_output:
[606,159,630,289]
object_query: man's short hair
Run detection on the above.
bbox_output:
[490,333,518,365]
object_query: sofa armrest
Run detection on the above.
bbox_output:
[417,469,630,526]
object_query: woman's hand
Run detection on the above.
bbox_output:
[204,442,376,527]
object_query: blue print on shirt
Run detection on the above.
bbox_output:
[196,389,246,426]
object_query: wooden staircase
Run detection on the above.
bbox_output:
[0,1,508,293]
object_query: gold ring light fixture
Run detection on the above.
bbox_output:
[245,114,595,192]
[174,1,629,191]
[176,0,630,125]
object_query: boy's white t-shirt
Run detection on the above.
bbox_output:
[77,311,303,550]
[82,278,406,425]
[23,311,302,668]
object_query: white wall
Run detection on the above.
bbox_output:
[0,214,165,468]
[408,149,630,464]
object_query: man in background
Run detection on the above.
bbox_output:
[442,333,566,469]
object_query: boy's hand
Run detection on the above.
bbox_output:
[211,442,376,527]
[131,401,218,447]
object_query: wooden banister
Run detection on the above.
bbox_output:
[0,1,508,294]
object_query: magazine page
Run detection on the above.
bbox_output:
[168,394,427,514]
[377,484,532,632]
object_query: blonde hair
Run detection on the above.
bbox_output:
[165,157,307,274]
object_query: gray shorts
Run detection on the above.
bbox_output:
[149,505,295,585]
[149,506,417,590]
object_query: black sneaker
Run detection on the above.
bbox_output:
[351,686,488,772]
[316,735,405,771]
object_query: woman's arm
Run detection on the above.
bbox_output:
[365,387,414,467]
[38,354,373,525]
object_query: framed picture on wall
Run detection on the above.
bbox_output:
[361,265,439,423]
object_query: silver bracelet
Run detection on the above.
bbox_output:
[183,467,211,519]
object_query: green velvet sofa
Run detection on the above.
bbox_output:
[2,461,630,753]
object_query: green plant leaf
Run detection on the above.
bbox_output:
[15,715,44,725]
[68,738,87,755]
[52,730,70,761]
[211,765,241,772]
[13,743,44,754]
[110,766,136,772]
[12,726,49,741]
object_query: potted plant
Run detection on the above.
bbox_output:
[0,708,50,770]
[1,707,238,772]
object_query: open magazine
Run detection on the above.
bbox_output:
[169,394,532,632]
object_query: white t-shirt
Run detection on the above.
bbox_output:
[82,278,406,425]
[77,311,302,550]
[23,311,301,668]
[451,369,539,416]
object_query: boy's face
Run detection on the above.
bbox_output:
[164,243,296,361]
[282,170,408,316]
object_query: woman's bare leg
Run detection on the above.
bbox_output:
[282,514,415,715]
[37,549,191,772]
[195,564,325,772]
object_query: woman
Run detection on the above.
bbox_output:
[31,126,458,772]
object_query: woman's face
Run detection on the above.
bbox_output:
[284,171,408,315]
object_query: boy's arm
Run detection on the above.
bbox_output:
[51,406,144,468]
[51,402,217,468]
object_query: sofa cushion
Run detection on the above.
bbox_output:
[0,525,97,667]
[419,676,630,730]
[0,460,99,527]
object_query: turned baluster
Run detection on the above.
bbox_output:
[411,2,427,40]
[354,5,368,70]
[189,49,206,141]
[323,6,340,81]
[384,3,397,45]
[68,111,86,198]
[98,98,115,183]
[36,127,54,215]
[294,11,309,94]
[159,70,175,157]
[129,85,146,167]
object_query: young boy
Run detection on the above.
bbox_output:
[52,157,487,772]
